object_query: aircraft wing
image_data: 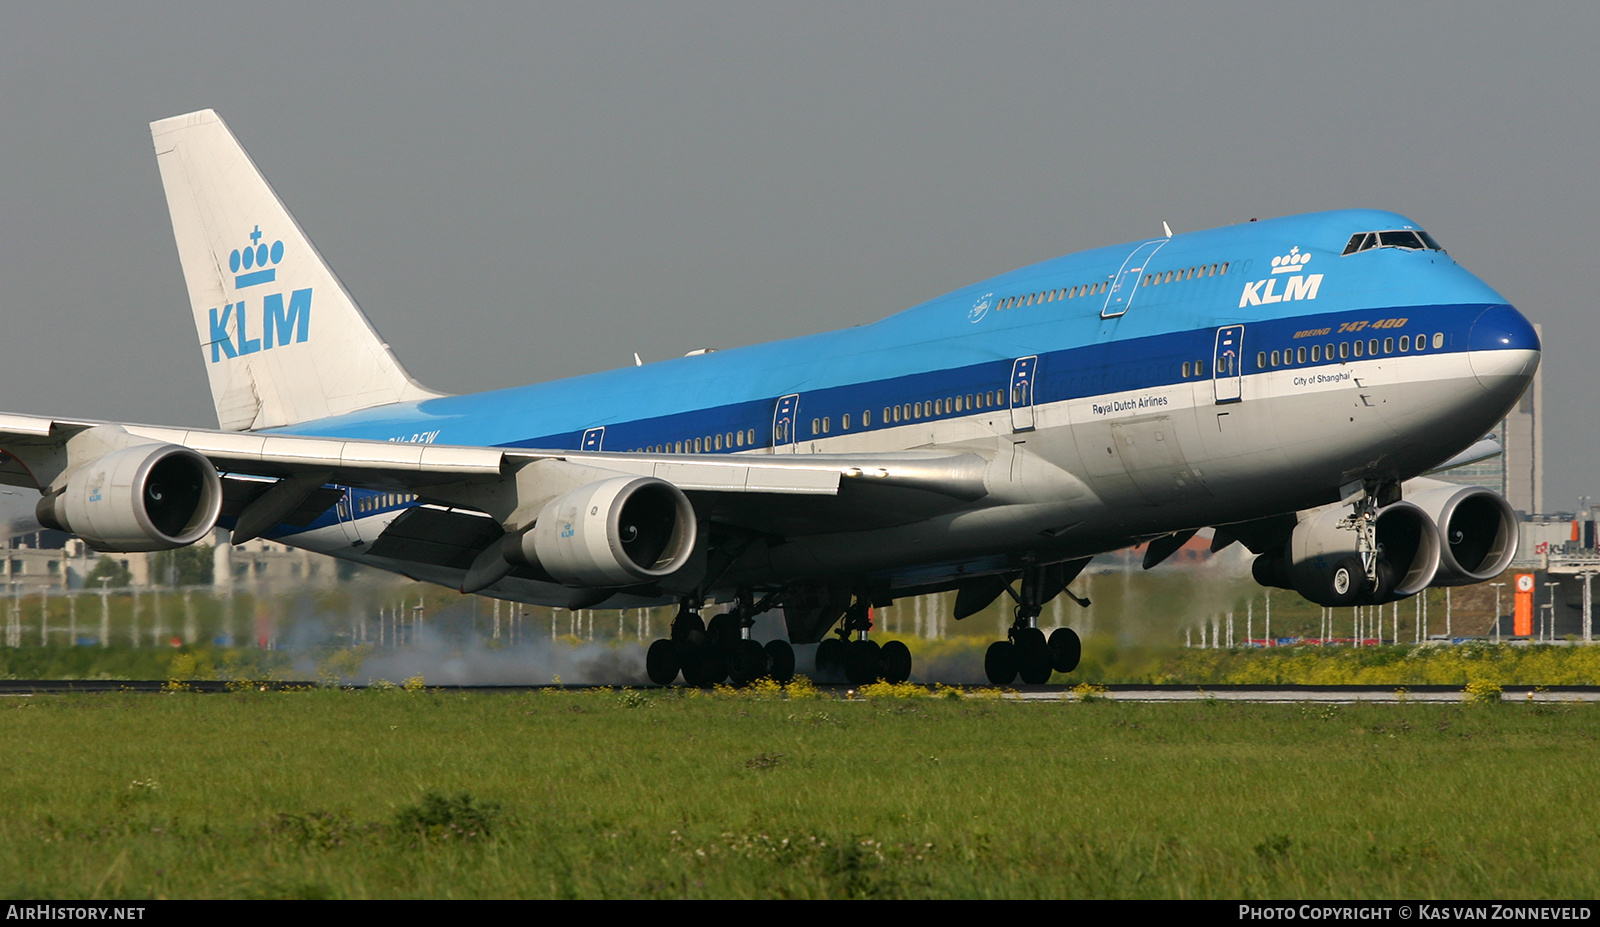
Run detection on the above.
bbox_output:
[0,412,991,550]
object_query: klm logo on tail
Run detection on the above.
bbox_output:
[208,225,311,363]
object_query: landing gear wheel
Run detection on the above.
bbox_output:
[846,638,883,685]
[816,637,846,680]
[880,640,912,684]
[985,640,1018,685]
[670,610,705,641]
[1048,627,1082,674]
[1327,557,1366,607]
[706,612,742,648]
[764,640,796,683]
[728,638,769,687]
[1014,627,1052,684]
[646,639,680,685]
[682,648,726,687]
[1370,560,1397,606]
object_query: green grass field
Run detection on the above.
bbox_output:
[3,686,1597,899]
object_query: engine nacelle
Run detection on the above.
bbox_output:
[1404,481,1518,585]
[1253,501,1442,607]
[520,476,697,586]
[37,443,223,552]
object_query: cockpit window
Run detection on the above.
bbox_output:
[1379,230,1424,250]
[1342,229,1445,255]
[1341,233,1372,255]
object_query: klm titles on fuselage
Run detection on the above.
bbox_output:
[1092,394,1169,416]
[208,225,311,363]
[1239,246,1323,309]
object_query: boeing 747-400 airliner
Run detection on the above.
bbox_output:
[0,110,1538,686]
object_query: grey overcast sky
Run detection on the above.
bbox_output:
[0,3,1594,505]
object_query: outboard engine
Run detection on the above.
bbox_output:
[1253,500,1442,607]
[37,443,223,552]
[1403,479,1518,585]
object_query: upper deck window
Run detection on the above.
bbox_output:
[1341,229,1446,255]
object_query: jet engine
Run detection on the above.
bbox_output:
[1403,481,1518,585]
[1252,501,1442,607]
[36,443,223,552]
[520,476,697,586]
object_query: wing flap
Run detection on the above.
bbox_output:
[365,506,505,569]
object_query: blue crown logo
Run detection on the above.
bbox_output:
[229,225,285,288]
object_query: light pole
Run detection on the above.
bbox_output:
[1579,571,1595,644]
[96,576,111,649]
[1489,582,1507,644]
[1543,581,1562,642]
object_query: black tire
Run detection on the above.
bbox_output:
[816,637,846,679]
[1368,560,1398,606]
[672,627,708,662]
[880,640,912,684]
[1014,627,1052,684]
[682,647,726,687]
[645,638,680,685]
[670,610,705,642]
[985,640,1018,685]
[764,639,796,683]
[1048,627,1082,673]
[728,638,769,687]
[1327,557,1367,607]
[706,612,742,649]
[845,638,883,685]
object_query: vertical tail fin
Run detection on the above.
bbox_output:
[151,109,441,431]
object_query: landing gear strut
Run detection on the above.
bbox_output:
[814,597,912,685]
[984,567,1083,685]
[1344,477,1402,594]
[645,592,795,687]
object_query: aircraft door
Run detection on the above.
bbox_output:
[771,394,800,453]
[580,427,605,451]
[1213,325,1244,404]
[334,486,363,546]
[1009,355,1038,432]
[1101,237,1169,319]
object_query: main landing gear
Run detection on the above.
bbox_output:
[983,567,1084,685]
[814,598,913,685]
[645,593,796,687]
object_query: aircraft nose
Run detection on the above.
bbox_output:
[1467,304,1540,392]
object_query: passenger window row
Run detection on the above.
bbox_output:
[357,491,417,514]
[1257,332,1445,370]
[996,280,1109,312]
[1142,262,1230,288]
[624,387,1024,450]
[871,390,1008,431]
[630,429,759,454]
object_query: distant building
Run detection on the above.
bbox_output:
[2,527,344,592]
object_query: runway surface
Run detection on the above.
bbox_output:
[4,680,1598,702]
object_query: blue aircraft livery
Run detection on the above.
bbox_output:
[0,109,1540,687]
